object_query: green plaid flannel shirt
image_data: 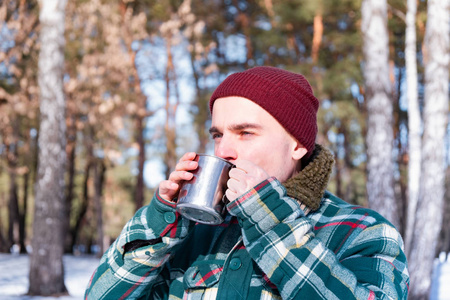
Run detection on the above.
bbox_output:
[85,177,409,299]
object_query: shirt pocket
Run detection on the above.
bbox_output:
[183,261,224,289]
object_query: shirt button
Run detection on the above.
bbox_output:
[164,212,176,224]
[229,257,242,270]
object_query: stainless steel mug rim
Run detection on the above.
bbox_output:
[196,153,234,166]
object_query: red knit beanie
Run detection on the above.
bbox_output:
[209,66,319,158]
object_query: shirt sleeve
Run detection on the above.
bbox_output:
[84,191,193,300]
[227,177,409,300]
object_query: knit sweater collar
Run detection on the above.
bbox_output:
[283,144,335,214]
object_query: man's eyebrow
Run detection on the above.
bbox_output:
[209,123,262,134]
[228,123,262,131]
[209,126,220,134]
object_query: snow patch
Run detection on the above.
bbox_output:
[0,254,99,299]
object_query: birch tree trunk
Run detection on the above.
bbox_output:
[119,2,151,210]
[408,0,449,298]
[404,0,421,255]
[162,33,179,179]
[361,0,399,228]
[28,0,68,295]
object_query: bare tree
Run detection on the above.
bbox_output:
[160,1,192,178]
[408,0,449,298]
[361,0,398,228]
[118,1,152,210]
[311,1,323,65]
[404,0,420,255]
[28,0,68,295]
[163,34,179,179]
[94,158,106,257]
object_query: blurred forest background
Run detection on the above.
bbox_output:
[0,0,449,298]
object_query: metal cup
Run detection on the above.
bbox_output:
[176,154,234,225]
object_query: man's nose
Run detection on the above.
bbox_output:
[215,137,237,162]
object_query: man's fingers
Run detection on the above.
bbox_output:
[225,159,270,203]
[179,152,197,162]
[225,188,238,203]
[160,180,178,192]
[174,152,198,171]
[158,152,198,202]
[175,160,198,171]
[169,170,194,182]
[229,168,246,180]
[158,180,180,201]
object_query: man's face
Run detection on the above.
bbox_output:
[210,96,307,183]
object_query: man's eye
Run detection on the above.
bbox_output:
[240,131,253,136]
[211,133,222,139]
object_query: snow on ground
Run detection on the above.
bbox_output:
[430,253,450,300]
[0,254,99,300]
[0,252,449,299]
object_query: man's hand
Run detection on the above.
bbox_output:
[158,152,198,202]
[226,160,270,202]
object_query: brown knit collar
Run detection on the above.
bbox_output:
[283,144,334,214]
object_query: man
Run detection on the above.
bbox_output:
[85,67,409,299]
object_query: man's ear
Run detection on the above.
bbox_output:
[292,141,308,161]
